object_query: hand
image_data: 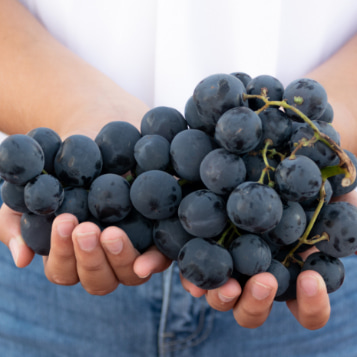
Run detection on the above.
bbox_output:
[0,204,171,295]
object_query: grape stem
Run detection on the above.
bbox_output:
[258,139,275,186]
[282,181,329,266]
[243,93,356,186]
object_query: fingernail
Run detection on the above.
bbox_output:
[9,237,20,266]
[300,275,319,297]
[57,219,75,239]
[218,292,236,303]
[103,238,123,255]
[137,272,151,279]
[251,281,273,300]
[76,231,97,252]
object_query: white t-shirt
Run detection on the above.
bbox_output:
[18,0,357,114]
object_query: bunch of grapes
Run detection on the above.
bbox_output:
[1,72,356,303]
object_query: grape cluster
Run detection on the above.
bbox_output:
[1,72,356,302]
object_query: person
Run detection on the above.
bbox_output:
[0,0,356,356]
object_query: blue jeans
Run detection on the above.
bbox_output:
[0,242,357,357]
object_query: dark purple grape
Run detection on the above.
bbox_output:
[300,179,333,210]
[1,181,29,213]
[20,213,55,255]
[316,102,334,123]
[230,72,252,88]
[88,173,131,224]
[184,96,214,133]
[130,170,182,220]
[229,234,272,276]
[289,120,340,168]
[256,108,292,149]
[227,181,283,234]
[0,134,44,185]
[170,129,215,182]
[274,261,301,302]
[140,106,187,142]
[24,174,64,215]
[267,259,290,297]
[263,201,307,246]
[116,209,153,254]
[329,150,357,197]
[199,148,246,195]
[274,155,322,202]
[193,73,246,127]
[242,153,279,185]
[27,127,62,174]
[215,107,262,155]
[312,202,357,258]
[55,187,89,223]
[134,135,170,173]
[178,189,227,238]
[153,216,194,260]
[284,78,328,121]
[55,135,102,187]
[95,121,141,175]
[245,75,284,111]
[178,238,233,290]
[302,252,345,293]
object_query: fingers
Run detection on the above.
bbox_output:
[205,278,242,311]
[232,273,278,328]
[43,213,79,285]
[287,270,330,330]
[0,204,34,267]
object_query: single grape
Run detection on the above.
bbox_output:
[88,173,131,223]
[215,107,262,155]
[170,129,215,182]
[0,134,44,185]
[229,234,272,276]
[140,106,187,142]
[116,209,153,254]
[95,121,141,175]
[178,189,227,238]
[267,259,290,297]
[263,201,307,246]
[245,75,284,111]
[300,179,333,210]
[289,120,340,168]
[274,155,322,202]
[230,72,252,88]
[55,187,89,222]
[130,170,182,220]
[302,252,345,293]
[256,108,292,150]
[192,73,246,127]
[24,174,64,215]
[274,261,301,302]
[242,153,278,185]
[134,134,170,173]
[284,78,328,121]
[178,238,233,290]
[316,102,334,123]
[227,181,283,234]
[20,213,55,255]
[329,150,357,197]
[27,127,62,174]
[55,135,102,187]
[199,148,246,195]
[153,216,194,260]
[312,202,357,258]
[1,181,29,213]
[184,96,214,133]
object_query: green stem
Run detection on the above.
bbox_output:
[243,93,356,187]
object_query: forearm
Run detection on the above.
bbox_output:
[307,33,357,155]
[0,0,148,139]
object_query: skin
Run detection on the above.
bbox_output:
[0,0,356,330]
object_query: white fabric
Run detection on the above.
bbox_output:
[18,0,357,114]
